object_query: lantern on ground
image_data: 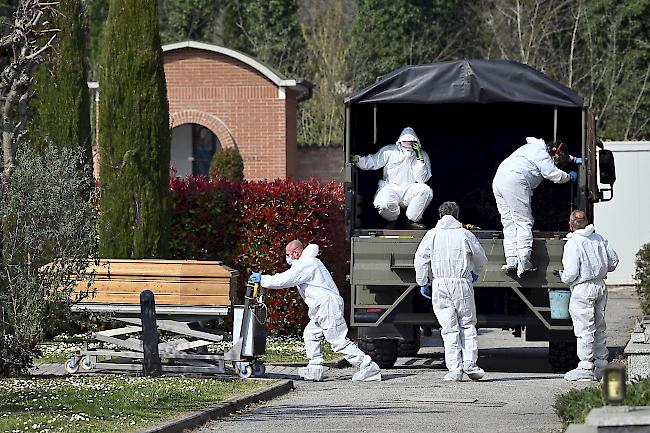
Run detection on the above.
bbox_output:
[602,364,626,405]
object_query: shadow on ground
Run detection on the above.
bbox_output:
[396,344,626,374]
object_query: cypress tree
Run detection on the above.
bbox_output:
[98,0,170,258]
[30,0,92,163]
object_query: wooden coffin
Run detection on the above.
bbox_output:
[73,259,238,306]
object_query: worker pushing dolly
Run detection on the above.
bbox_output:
[249,240,382,382]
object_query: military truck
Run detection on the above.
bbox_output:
[344,60,616,371]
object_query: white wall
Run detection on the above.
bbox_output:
[594,141,650,285]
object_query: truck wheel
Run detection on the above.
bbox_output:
[548,341,579,372]
[358,339,398,369]
[397,328,421,357]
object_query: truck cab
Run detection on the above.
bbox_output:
[344,60,616,370]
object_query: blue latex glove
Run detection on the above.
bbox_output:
[552,269,564,279]
[569,171,577,181]
[420,285,431,300]
[249,272,261,283]
[574,157,583,165]
[471,272,479,283]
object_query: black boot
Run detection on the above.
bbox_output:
[406,219,426,230]
[384,220,399,230]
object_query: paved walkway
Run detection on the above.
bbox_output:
[30,287,640,433]
[192,286,640,433]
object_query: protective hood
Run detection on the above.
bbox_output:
[526,136,554,159]
[567,224,595,239]
[435,215,462,230]
[398,127,419,144]
[301,243,319,259]
[526,137,546,147]
[346,60,584,107]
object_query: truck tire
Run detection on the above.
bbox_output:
[358,338,398,369]
[548,341,579,372]
[397,328,421,357]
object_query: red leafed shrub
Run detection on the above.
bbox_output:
[169,176,346,336]
[169,175,240,260]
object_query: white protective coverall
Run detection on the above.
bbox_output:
[260,244,373,374]
[414,215,488,374]
[356,128,433,222]
[561,224,618,373]
[492,137,571,271]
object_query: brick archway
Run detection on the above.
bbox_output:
[170,110,236,149]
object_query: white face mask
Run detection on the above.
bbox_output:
[399,142,415,153]
[286,255,293,265]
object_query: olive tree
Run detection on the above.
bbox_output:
[0,146,98,376]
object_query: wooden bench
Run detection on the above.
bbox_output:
[73,259,238,308]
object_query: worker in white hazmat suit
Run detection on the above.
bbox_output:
[493,137,578,277]
[351,127,433,230]
[557,210,618,381]
[414,201,488,381]
[249,240,381,382]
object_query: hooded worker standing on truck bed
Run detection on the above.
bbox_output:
[558,210,618,381]
[414,201,488,381]
[493,137,579,277]
[351,127,433,230]
[249,240,382,382]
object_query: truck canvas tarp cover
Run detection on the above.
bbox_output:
[345,59,594,233]
[346,59,584,107]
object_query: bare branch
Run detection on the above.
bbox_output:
[1,0,59,184]
[624,63,650,140]
[25,34,56,60]
[568,5,581,87]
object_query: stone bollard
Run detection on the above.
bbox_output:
[624,319,650,380]
[141,290,162,377]
[567,406,650,432]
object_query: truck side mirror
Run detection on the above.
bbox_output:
[599,149,616,185]
[597,148,615,202]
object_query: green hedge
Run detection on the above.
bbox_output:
[635,243,650,314]
[210,147,244,181]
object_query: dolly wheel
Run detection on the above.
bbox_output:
[252,362,266,377]
[64,357,79,374]
[238,364,253,379]
[80,356,93,371]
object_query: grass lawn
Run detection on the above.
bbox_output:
[260,337,339,364]
[0,375,270,433]
[36,335,340,365]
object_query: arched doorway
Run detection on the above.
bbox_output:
[170,123,221,177]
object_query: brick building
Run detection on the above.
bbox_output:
[91,41,349,182]
[163,41,312,180]
[294,146,344,182]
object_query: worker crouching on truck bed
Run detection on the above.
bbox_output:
[351,127,433,230]
[414,201,488,382]
[249,240,382,382]
[557,210,618,381]
[492,137,579,277]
